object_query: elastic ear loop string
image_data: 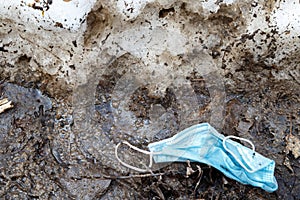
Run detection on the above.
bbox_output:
[115,141,160,173]
[222,135,256,173]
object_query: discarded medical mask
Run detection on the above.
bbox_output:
[115,123,278,192]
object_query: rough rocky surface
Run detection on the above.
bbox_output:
[0,0,299,199]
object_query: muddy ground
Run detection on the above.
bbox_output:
[1,0,300,199]
[1,56,299,200]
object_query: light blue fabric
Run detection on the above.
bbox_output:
[148,123,278,192]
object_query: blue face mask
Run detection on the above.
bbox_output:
[115,123,278,193]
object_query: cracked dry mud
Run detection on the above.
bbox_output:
[0,0,299,199]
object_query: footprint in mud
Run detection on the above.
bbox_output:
[72,52,226,173]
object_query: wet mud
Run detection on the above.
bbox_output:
[1,58,298,199]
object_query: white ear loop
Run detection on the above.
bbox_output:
[115,141,159,173]
[222,135,256,173]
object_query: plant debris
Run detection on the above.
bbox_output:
[0,98,13,114]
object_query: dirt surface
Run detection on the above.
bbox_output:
[1,0,300,199]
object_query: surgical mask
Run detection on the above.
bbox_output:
[115,123,278,192]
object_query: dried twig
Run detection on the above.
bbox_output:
[70,172,166,180]
[0,98,13,114]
